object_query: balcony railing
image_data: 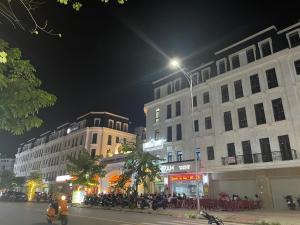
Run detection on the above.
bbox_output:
[221,150,298,166]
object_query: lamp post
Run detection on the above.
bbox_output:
[170,58,201,215]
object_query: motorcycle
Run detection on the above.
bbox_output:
[200,211,224,225]
[137,197,151,209]
[284,195,296,210]
[152,197,167,210]
[46,196,68,225]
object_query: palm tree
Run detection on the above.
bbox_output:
[67,149,106,188]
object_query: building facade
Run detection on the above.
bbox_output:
[0,158,15,172]
[14,112,136,193]
[143,21,300,208]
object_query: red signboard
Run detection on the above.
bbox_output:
[169,173,202,182]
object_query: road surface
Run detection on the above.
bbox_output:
[0,202,247,225]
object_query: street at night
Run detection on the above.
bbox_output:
[0,202,249,225]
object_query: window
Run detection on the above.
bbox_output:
[116,137,120,143]
[231,54,240,69]
[205,117,212,130]
[192,74,198,86]
[155,88,160,99]
[242,141,253,164]
[266,68,278,89]
[167,104,172,119]
[154,129,160,140]
[177,151,183,162]
[193,96,197,107]
[167,83,173,95]
[108,119,114,129]
[224,111,233,131]
[260,39,272,57]
[237,107,248,128]
[167,126,172,142]
[234,80,244,99]
[176,124,182,140]
[250,74,261,94]
[221,85,229,103]
[272,98,285,121]
[123,123,128,132]
[287,31,300,48]
[254,103,266,125]
[155,108,160,123]
[202,68,211,82]
[207,146,214,160]
[246,48,255,63]
[116,122,121,131]
[175,101,181,116]
[90,149,96,159]
[94,118,101,127]
[107,135,112,145]
[259,138,272,162]
[278,135,292,160]
[203,91,210,104]
[174,79,181,91]
[294,60,300,75]
[227,143,236,157]
[195,150,201,160]
[167,152,173,162]
[80,136,84,145]
[217,59,226,74]
[92,133,98,144]
[194,120,199,132]
[123,138,127,144]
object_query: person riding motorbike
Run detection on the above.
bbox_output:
[46,194,68,225]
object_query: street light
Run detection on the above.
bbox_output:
[169,58,201,215]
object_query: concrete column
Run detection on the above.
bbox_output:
[256,174,273,208]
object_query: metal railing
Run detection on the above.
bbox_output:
[221,150,298,166]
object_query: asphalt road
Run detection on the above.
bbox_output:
[0,202,247,225]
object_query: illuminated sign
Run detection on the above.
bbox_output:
[160,163,193,173]
[178,164,190,170]
[143,139,166,152]
[170,173,202,182]
[56,175,72,182]
[160,165,175,173]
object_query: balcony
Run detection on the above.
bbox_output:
[221,150,298,166]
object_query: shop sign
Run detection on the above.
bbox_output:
[178,164,190,170]
[143,139,165,152]
[228,157,236,164]
[160,165,175,173]
[160,163,193,173]
[170,173,201,181]
[56,175,72,182]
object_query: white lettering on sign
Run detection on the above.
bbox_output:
[178,164,191,170]
[160,165,174,173]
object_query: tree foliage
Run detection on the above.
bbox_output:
[0,170,24,190]
[116,143,161,195]
[67,149,106,187]
[0,39,56,135]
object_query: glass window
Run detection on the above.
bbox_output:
[107,135,112,145]
[278,135,292,160]
[227,143,236,157]
[123,123,128,132]
[155,88,160,99]
[266,68,278,89]
[246,48,255,63]
[92,133,98,144]
[202,68,210,82]
[94,118,101,127]
[116,136,120,143]
[242,141,253,164]
[167,83,173,94]
[294,60,300,75]
[108,120,114,129]
[175,101,181,116]
[272,98,285,121]
[154,129,160,140]
[167,152,173,162]
[192,74,198,86]
[224,111,233,131]
[177,151,183,162]
[254,103,266,125]
[237,107,248,128]
[231,55,240,69]
[207,146,214,160]
[218,60,226,74]
[260,40,272,57]
[203,91,210,104]
[259,138,272,162]
[167,104,172,119]
[250,74,261,94]
[167,126,172,142]
[193,96,197,107]
[174,79,181,91]
[90,149,96,159]
[234,80,244,99]
[221,85,229,103]
[205,117,212,130]
[116,122,121,131]
[123,138,127,144]
[288,31,300,48]
[155,108,160,123]
[194,120,199,132]
[195,151,201,161]
[176,124,182,140]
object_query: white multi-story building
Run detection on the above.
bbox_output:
[0,158,15,172]
[14,112,136,193]
[144,21,300,208]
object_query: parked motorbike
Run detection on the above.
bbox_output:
[284,195,296,210]
[200,211,224,225]
[137,197,151,209]
[152,197,167,210]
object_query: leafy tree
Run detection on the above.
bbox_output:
[0,170,24,190]
[116,142,161,200]
[0,39,56,135]
[25,171,43,200]
[67,149,106,187]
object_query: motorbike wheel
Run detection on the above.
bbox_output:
[60,215,68,225]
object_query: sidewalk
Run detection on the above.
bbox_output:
[72,204,300,225]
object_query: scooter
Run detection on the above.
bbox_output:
[46,196,68,225]
[200,211,224,225]
[151,198,167,210]
[284,195,296,210]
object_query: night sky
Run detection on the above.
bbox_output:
[0,0,299,157]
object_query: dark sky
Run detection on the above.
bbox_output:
[0,0,299,157]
